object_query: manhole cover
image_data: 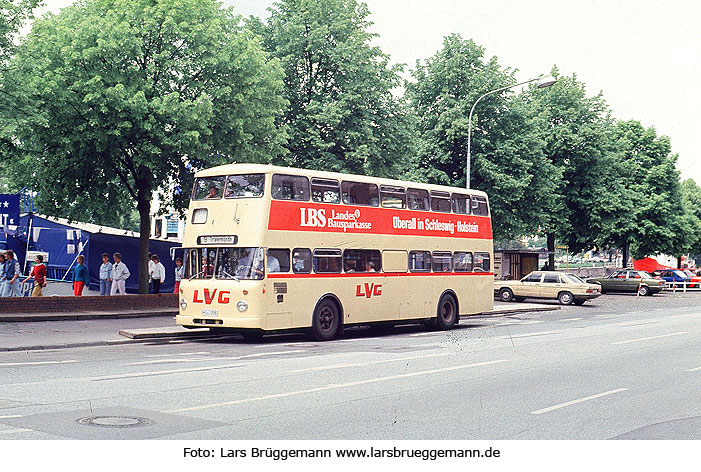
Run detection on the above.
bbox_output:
[77,416,154,428]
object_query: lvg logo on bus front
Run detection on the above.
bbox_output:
[356,283,382,298]
[300,208,372,231]
[193,288,230,304]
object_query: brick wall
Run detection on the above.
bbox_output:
[0,294,178,313]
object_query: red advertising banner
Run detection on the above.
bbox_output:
[268,200,492,239]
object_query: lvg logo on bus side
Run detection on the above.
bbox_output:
[193,289,230,304]
[356,283,382,298]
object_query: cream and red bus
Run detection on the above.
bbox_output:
[176,164,493,341]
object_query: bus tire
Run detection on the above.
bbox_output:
[311,298,341,341]
[435,293,458,330]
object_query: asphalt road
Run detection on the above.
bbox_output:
[0,292,699,440]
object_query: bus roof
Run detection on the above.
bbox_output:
[194,163,488,197]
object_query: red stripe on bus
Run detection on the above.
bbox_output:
[267,272,494,279]
[267,200,493,239]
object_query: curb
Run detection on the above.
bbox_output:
[0,311,178,322]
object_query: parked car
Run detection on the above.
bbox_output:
[682,269,701,286]
[495,271,602,305]
[586,270,665,295]
[657,269,697,288]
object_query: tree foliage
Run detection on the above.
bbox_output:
[249,0,415,178]
[522,68,623,255]
[4,0,286,291]
[612,121,689,259]
[407,35,558,239]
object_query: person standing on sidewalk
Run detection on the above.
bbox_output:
[72,255,89,296]
[0,253,7,296]
[150,254,165,294]
[110,252,130,295]
[173,257,184,293]
[99,253,113,296]
[3,250,22,297]
[22,254,47,297]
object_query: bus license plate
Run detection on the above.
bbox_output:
[201,309,219,317]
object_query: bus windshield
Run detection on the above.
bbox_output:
[187,247,265,280]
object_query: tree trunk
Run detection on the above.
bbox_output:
[622,240,629,269]
[137,187,151,295]
[547,233,555,270]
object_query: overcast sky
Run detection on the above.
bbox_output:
[33,0,701,184]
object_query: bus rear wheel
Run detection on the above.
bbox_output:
[311,298,341,341]
[435,293,458,330]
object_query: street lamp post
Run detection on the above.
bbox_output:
[465,74,556,189]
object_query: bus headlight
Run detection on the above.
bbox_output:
[236,300,248,312]
[180,299,188,309]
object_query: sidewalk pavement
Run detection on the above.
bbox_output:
[0,302,557,352]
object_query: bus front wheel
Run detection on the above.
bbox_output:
[311,298,341,341]
[435,293,458,330]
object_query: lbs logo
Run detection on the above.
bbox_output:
[193,289,230,304]
[356,283,382,298]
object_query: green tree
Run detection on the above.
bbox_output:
[0,0,41,160]
[612,121,689,263]
[680,179,701,258]
[5,0,286,292]
[407,34,559,240]
[523,68,623,266]
[249,0,415,178]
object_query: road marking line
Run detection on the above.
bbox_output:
[0,360,77,367]
[612,332,687,345]
[501,331,560,339]
[686,366,701,372]
[0,415,22,419]
[164,359,509,413]
[0,428,32,435]
[128,358,208,366]
[289,352,450,374]
[96,350,307,381]
[531,388,628,415]
[409,332,441,337]
[145,352,211,358]
[561,318,582,321]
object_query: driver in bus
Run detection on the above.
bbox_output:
[205,185,219,199]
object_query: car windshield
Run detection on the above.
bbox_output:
[563,273,585,284]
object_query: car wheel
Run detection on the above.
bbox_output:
[311,298,341,341]
[638,285,650,296]
[499,288,514,302]
[435,293,458,330]
[558,291,574,305]
[573,299,586,306]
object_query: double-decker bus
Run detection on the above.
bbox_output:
[176,164,493,341]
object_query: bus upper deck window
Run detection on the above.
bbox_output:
[430,191,451,213]
[472,196,489,216]
[341,181,379,206]
[192,176,225,200]
[380,185,406,209]
[313,249,342,273]
[271,174,310,201]
[225,174,265,198]
[407,188,429,211]
[452,193,470,214]
[311,178,340,204]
